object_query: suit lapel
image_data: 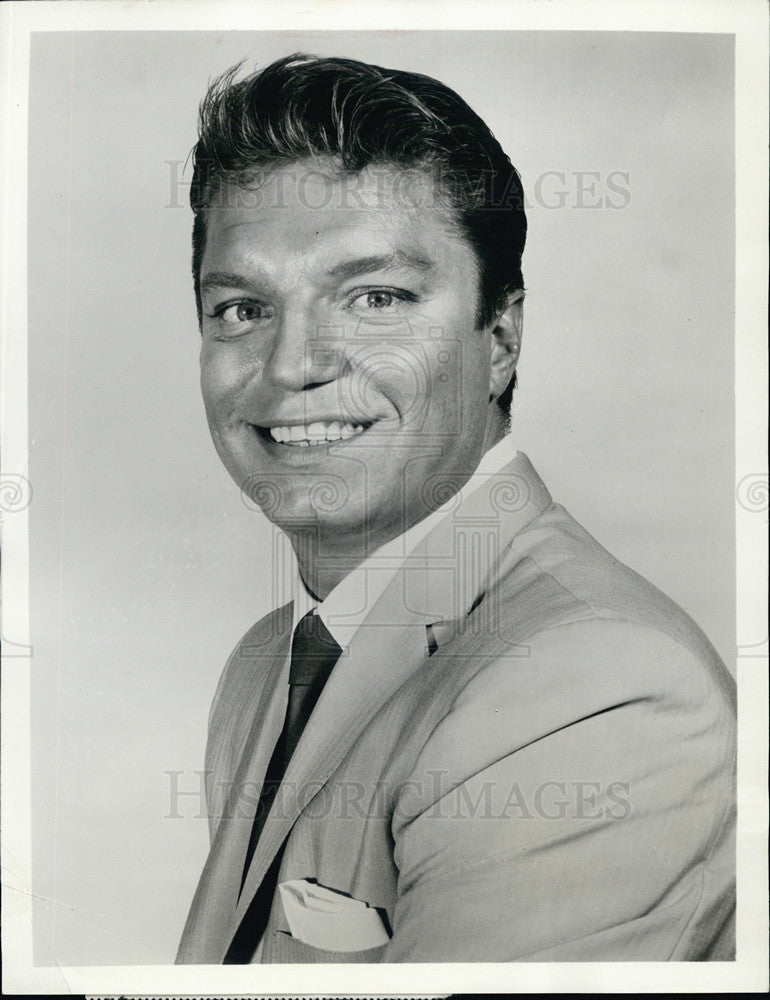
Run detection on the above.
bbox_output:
[224,451,553,956]
[229,575,429,940]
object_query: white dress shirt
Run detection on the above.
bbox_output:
[286,435,519,653]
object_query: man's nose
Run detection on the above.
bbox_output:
[262,310,346,391]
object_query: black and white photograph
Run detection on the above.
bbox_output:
[1,1,767,994]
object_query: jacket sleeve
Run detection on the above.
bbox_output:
[382,619,736,961]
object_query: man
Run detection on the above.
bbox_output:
[176,53,735,964]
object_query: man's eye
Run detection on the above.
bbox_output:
[213,301,272,324]
[365,290,395,309]
[348,287,414,313]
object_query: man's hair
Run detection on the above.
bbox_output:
[190,53,527,414]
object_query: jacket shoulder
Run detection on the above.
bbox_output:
[500,501,730,676]
[419,502,736,782]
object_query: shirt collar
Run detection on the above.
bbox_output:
[287,435,519,649]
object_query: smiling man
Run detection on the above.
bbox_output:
[197,164,516,595]
[176,54,736,964]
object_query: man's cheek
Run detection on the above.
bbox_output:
[199,354,221,404]
[200,359,239,416]
[200,384,227,433]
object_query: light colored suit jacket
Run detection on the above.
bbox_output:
[177,452,736,963]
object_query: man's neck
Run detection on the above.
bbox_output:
[288,426,509,600]
[287,509,432,601]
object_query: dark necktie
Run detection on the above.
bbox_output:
[223,610,342,964]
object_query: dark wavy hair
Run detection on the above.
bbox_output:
[190,53,527,414]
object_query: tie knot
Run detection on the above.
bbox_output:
[289,611,342,686]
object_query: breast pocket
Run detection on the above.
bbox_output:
[271,930,387,963]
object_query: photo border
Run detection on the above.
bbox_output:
[1,0,767,994]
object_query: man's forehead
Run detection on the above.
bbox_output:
[207,159,456,227]
[201,159,472,279]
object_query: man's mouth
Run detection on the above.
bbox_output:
[255,420,374,447]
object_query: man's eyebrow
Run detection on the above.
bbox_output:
[326,251,435,282]
[199,253,434,295]
[199,271,257,294]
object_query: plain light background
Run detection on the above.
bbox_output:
[27,30,734,965]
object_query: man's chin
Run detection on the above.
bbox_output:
[238,472,355,527]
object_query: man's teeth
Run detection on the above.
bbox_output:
[268,421,367,445]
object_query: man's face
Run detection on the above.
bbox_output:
[199,160,506,551]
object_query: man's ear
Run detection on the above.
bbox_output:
[488,289,524,402]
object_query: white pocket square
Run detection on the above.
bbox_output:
[278,879,390,952]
